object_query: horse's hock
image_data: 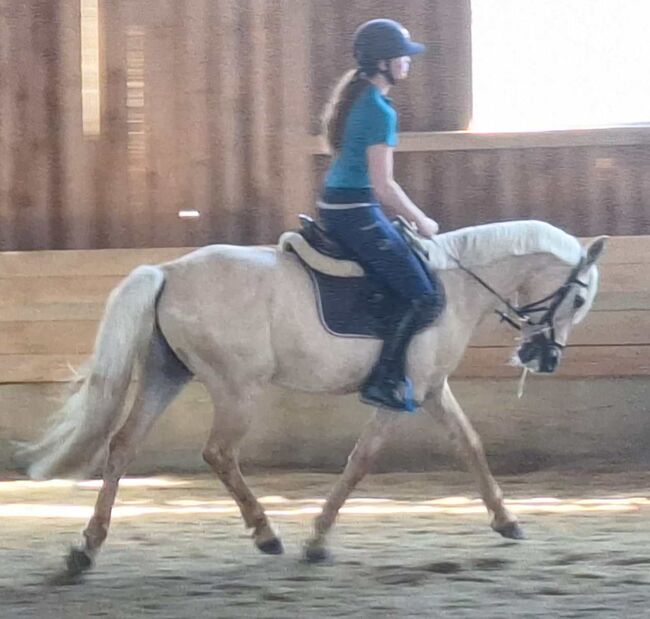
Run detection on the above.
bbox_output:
[1,239,649,474]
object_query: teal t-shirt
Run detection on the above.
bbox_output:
[324,84,398,189]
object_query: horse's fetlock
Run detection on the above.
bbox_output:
[252,511,268,529]
[313,513,332,536]
[84,524,108,550]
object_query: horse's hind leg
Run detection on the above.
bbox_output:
[65,328,192,579]
[424,382,523,539]
[201,383,282,555]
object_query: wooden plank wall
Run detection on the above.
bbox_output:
[308,0,472,134]
[395,145,650,238]
[1,1,649,251]
[0,247,191,382]
[0,0,315,250]
[313,141,650,240]
[0,0,88,250]
[0,237,647,384]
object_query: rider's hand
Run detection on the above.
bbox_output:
[416,217,439,238]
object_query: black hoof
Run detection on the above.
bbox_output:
[256,537,284,555]
[494,522,525,540]
[303,545,331,564]
[65,547,93,576]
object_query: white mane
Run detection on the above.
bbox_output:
[426,220,584,270]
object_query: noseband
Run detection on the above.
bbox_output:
[508,265,588,352]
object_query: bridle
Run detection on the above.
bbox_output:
[447,250,590,375]
[455,257,588,335]
[394,218,590,361]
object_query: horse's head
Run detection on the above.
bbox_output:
[515,236,606,374]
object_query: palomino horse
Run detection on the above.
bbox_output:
[18,220,605,577]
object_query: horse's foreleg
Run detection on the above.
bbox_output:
[424,382,523,539]
[202,402,281,555]
[304,410,399,562]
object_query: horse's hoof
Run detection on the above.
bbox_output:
[303,544,331,564]
[256,537,284,555]
[494,521,525,540]
[65,547,93,576]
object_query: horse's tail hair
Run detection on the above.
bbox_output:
[17,265,166,480]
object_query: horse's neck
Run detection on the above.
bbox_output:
[443,253,569,330]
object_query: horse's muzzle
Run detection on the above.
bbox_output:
[539,345,561,373]
[517,335,562,373]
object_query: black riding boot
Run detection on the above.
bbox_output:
[360,297,437,412]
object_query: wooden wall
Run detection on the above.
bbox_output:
[1,0,317,249]
[0,0,87,250]
[308,0,472,134]
[1,1,649,251]
[0,237,647,384]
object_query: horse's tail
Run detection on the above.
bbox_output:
[18,265,166,480]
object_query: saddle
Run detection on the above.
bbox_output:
[278,215,437,338]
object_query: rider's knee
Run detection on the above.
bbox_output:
[413,286,445,322]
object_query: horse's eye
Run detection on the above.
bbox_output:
[573,296,586,309]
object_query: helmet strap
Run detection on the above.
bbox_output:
[378,58,396,86]
[380,67,396,86]
[357,62,395,86]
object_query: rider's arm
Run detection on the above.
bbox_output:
[367,144,439,237]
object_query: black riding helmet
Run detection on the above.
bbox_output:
[353,19,425,75]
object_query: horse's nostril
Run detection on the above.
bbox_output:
[518,344,537,364]
[542,348,561,372]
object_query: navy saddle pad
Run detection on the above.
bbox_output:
[297,216,437,338]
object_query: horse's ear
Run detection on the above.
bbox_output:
[583,235,608,268]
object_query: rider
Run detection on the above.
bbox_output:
[319,19,445,412]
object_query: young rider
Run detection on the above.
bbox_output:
[319,19,445,412]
